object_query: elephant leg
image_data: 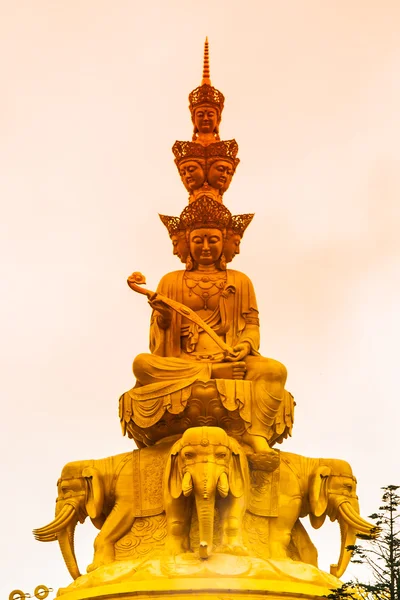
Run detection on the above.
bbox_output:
[87,502,135,572]
[216,497,248,555]
[165,495,192,555]
[268,497,301,560]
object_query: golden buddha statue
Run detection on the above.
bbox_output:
[33,39,378,600]
[122,197,294,466]
[172,39,240,203]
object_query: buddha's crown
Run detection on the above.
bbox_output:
[172,139,239,169]
[180,196,231,231]
[159,214,182,236]
[172,141,206,167]
[206,140,240,172]
[230,213,255,235]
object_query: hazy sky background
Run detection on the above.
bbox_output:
[1,1,400,596]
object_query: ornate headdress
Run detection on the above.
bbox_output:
[180,196,231,231]
[206,140,240,172]
[230,213,255,236]
[172,141,206,168]
[159,214,182,236]
[188,38,225,117]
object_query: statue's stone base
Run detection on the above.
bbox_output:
[58,587,336,600]
[57,554,340,599]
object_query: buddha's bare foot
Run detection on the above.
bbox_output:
[211,361,246,380]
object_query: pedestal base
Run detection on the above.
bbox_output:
[57,554,340,600]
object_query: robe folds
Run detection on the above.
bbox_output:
[121,269,294,445]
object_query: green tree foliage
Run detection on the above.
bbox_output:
[328,485,400,600]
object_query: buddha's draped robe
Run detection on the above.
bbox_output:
[121,269,294,445]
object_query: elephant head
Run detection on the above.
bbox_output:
[308,458,378,578]
[33,461,105,580]
[165,426,248,558]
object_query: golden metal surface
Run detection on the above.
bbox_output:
[33,38,377,599]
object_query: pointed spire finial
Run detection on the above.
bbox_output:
[201,37,211,85]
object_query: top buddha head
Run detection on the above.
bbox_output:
[189,38,224,145]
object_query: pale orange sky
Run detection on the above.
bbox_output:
[1,1,400,596]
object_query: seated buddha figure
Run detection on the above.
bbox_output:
[122,197,294,462]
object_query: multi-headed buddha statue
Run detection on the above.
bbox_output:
[172,39,240,204]
[34,40,378,597]
[120,43,294,466]
[121,196,293,467]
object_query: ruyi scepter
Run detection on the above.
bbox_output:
[127,271,239,359]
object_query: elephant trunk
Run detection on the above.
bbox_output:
[195,494,216,559]
[330,500,377,578]
[192,462,218,559]
[57,515,81,580]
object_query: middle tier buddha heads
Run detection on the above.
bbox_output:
[172,140,240,202]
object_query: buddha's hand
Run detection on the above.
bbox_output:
[225,342,251,362]
[148,298,172,329]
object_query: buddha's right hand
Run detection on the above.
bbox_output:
[148,298,172,328]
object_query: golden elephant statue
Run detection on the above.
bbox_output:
[164,426,249,558]
[33,440,174,579]
[33,452,135,578]
[246,450,378,577]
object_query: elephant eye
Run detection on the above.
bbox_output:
[216,452,227,459]
[184,452,195,459]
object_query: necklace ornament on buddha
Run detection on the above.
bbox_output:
[184,271,227,310]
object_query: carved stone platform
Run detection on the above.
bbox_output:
[57,554,340,599]
[124,380,248,446]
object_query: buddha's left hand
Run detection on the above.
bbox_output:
[225,342,251,362]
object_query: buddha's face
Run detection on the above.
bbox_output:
[207,160,234,193]
[193,105,219,135]
[171,232,189,263]
[224,230,242,262]
[189,228,224,266]
[179,160,206,192]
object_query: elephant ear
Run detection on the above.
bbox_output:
[165,440,183,500]
[309,465,331,519]
[228,438,248,498]
[82,467,104,520]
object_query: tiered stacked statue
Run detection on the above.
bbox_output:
[33,40,377,599]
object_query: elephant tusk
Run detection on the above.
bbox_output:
[34,532,58,542]
[330,514,355,578]
[217,472,229,498]
[339,502,377,535]
[33,505,76,536]
[182,471,193,497]
[58,523,81,580]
